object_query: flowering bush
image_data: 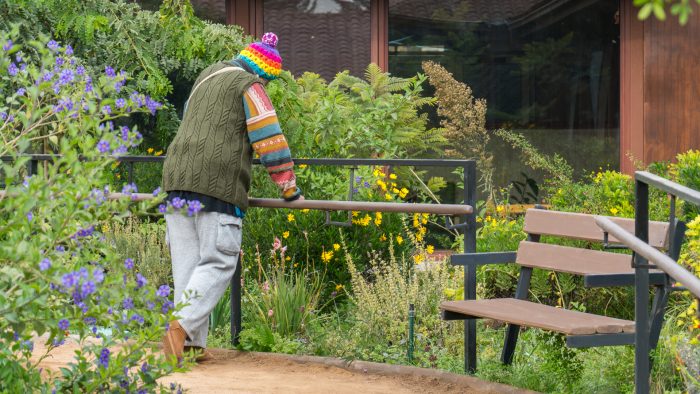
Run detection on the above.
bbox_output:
[0,29,187,391]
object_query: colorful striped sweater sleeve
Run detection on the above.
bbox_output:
[243,83,301,200]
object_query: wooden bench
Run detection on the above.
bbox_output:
[442,208,686,372]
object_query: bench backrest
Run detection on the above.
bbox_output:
[523,209,670,250]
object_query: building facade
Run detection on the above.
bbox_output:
[143,0,700,182]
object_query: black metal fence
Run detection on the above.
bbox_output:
[1,154,478,352]
[595,171,700,394]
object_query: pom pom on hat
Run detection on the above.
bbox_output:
[237,32,282,80]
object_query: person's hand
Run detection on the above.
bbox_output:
[296,195,305,201]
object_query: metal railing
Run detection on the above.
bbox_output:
[2,154,477,347]
[595,170,700,394]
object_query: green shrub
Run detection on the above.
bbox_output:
[0,30,186,391]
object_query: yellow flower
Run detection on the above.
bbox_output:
[396,235,404,245]
[496,205,504,213]
[399,188,408,198]
[413,254,425,264]
[302,209,310,213]
[392,188,400,194]
[389,173,397,180]
[287,213,295,222]
[379,233,387,242]
[384,193,392,200]
[154,150,163,156]
[147,148,154,154]
[335,284,344,291]
[374,212,382,226]
[416,233,423,242]
[299,164,307,169]
[285,256,291,261]
[102,224,109,233]
[333,243,340,251]
[610,207,619,215]
[321,250,334,263]
[476,216,483,223]
[116,174,121,179]
[282,231,290,239]
[426,245,435,254]
[352,211,359,217]
[294,263,298,267]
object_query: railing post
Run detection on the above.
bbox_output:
[463,162,477,373]
[634,179,650,394]
[230,254,242,347]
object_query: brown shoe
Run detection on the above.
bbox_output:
[184,346,214,363]
[162,320,187,360]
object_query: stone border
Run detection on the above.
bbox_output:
[208,348,538,394]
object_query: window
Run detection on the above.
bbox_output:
[263,0,371,80]
[389,0,620,190]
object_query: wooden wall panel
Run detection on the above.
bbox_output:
[620,0,645,174]
[643,15,700,164]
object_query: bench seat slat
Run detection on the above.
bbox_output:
[440,298,635,335]
[523,209,669,249]
[516,241,636,275]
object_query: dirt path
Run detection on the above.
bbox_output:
[34,339,531,394]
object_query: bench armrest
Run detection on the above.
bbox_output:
[451,251,517,267]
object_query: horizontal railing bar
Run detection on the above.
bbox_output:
[595,216,700,298]
[109,193,472,215]
[636,171,700,206]
[0,155,475,167]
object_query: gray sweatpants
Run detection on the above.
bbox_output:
[165,211,242,348]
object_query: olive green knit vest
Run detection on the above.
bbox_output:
[162,62,260,210]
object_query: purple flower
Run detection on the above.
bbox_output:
[65,45,73,56]
[122,297,134,310]
[130,314,144,325]
[76,65,85,76]
[16,88,25,96]
[81,281,96,297]
[39,258,51,271]
[115,98,126,108]
[75,226,95,238]
[161,300,174,314]
[85,82,93,93]
[27,212,33,222]
[364,181,370,188]
[58,69,74,85]
[55,57,64,66]
[105,66,116,78]
[135,273,147,288]
[146,301,155,310]
[47,40,59,51]
[112,145,127,155]
[0,112,6,121]
[2,39,12,51]
[98,348,110,368]
[21,340,33,352]
[8,62,18,76]
[186,200,202,216]
[121,183,137,195]
[97,140,110,154]
[101,105,111,115]
[145,96,162,115]
[42,71,53,82]
[158,204,167,214]
[62,272,78,288]
[93,267,104,283]
[157,285,171,298]
[171,197,185,209]
[58,319,69,330]
[52,338,65,347]
[84,316,97,326]
[152,187,161,196]
[355,176,362,183]
[124,258,134,270]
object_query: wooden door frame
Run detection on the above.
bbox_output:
[620,0,645,174]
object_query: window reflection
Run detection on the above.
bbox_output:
[136,0,226,24]
[389,0,620,190]
[264,0,371,80]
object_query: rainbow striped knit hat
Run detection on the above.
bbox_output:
[237,32,282,80]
